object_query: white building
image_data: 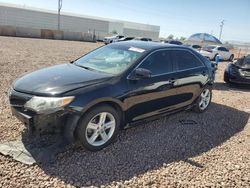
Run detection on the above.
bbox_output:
[0,3,160,41]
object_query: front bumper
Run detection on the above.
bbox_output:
[229,77,250,85]
[11,107,33,129]
[11,105,68,133]
[9,89,69,133]
[228,73,250,85]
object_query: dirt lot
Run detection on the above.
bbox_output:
[0,36,250,187]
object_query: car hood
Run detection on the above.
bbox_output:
[13,63,112,96]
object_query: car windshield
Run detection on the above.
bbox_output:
[235,55,250,66]
[74,45,144,75]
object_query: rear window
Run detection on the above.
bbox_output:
[173,50,203,70]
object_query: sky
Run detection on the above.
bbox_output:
[1,0,250,42]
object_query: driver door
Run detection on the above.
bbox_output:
[124,49,180,122]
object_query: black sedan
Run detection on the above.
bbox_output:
[162,40,183,45]
[9,41,214,151]
[224,54,250,85]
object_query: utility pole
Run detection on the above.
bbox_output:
[219,20,225,41]
[58,0,63,31]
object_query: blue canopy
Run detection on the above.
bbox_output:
[188,33,222,44]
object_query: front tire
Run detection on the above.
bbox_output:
[193,86,212,113]
[229,55,234,61]
[224,72,230,83]
[76,105,120,151]
[212,54,218,61]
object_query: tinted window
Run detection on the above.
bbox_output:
[217,47,228,52]
[125,37,134,40]
[192,45,201,49]
[236,55,250,66]
[244,55,250,64]
[174,50,203,70]
[140,50,173,75]
[222,47,229,52]
[169,41,183,45]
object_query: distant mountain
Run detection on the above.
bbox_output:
[225,40,250,45]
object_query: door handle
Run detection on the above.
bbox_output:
[168,78,176,84]
[202,71,207,76]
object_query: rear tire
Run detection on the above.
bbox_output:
[76,105,120,151]
[193,86,212,113]
[224,72,230,83]
[212,54,218,61]
[229,55,234,61]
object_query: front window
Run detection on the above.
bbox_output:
[74,45,144,75]
[235,55,250,66]
[139,50,173,75]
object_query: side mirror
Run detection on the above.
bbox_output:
[134,68,152,79]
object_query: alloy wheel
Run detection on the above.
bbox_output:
[85,112,116,146]
[199,89,211,110]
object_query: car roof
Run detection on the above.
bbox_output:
[110,40,189,51]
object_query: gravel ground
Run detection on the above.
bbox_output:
[0,36,250,187]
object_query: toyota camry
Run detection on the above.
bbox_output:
[9,41,214,151]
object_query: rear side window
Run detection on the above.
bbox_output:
[140,50,173,75]
[193,45,201,49]
[218,47,229,52]
[173,50,203,70]
[222,47,229,52]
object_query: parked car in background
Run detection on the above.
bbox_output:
[200,46,234,61]
[134,37,152,41]
[117,36,135,42]
[9,41,214,151]
[103,35,124,44]
[224,54,250,85]
[162,40,183,45]
[184,44,202,51]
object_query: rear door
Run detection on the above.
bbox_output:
[172,49,208,108]
[217,47,228,60]
[221,47,230,60]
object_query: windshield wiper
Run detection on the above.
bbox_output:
[76,64,101,72]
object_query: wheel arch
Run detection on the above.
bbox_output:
[80,98,126,127]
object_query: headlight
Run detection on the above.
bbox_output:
[24,96,74,113]
[239,69,245,76]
